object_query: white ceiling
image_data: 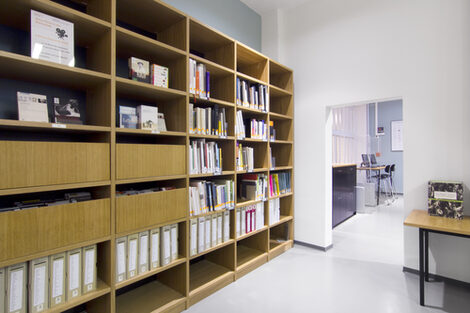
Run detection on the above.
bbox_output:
[240,0,310,14]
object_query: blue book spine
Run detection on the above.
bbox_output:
[206,71,210,98]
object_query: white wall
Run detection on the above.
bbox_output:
[265,0,470,281]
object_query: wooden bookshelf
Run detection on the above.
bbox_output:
[0,1,294,312]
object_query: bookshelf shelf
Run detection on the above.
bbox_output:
[236,225,268,241]
[115,257,187,290]
[189,239,235,260]
[0,1,293,312]
[42,278,110,313]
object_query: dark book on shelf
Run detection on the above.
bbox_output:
[129,57,150,83]
[53,97,83,124]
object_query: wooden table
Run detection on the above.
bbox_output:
[404,209,470,306]
[357,166,386,205]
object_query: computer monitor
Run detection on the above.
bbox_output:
[361,154,370,166]
[369,154,377,165]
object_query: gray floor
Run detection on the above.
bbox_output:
[186,197,470,312]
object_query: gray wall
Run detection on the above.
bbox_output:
[368,100,403,194]
[163,0,261,51]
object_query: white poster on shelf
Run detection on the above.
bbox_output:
[391,120,403,151]
[31,10,74,66]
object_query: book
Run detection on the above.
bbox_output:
[137,105,158,131]
[119,106,138,129]
[31,10,74,66]
[53,97,82,124]
[17,92,48,123]
[129,57,150,83]
[151,64,169,88]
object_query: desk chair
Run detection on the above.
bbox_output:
[380,165,395,204]
[390,164,397,199]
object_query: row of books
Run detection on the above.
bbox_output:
[236,202,265,237]
[269,172,292,197]
[269,147,276,169]
[189,140,223,175]
[115,224,178,284]
[0,192,91,213]
[268,198,281,225]
[236,78,269,112]
[0,245,97,313]
[189,103,228,136]
[189,59,210,99]
[17,91,83,125]
[236,143,254,172]
[116,186,175,197]
[189,180,235,216]
[189,211,230,256]
[129,57,169,88]
[238,174,268,201]
[119,105,167,132]
[235,111,268,140]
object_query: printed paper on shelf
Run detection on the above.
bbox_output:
[31,10,74,66]
[151,64,169,88]
[17,92,48,123]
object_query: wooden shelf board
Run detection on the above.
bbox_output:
[116,77,186,102]
[115,258,187,290]
[268,192,294,201]
[237,138,268,143]
[42,279,110,313]
[237,105,268,115]
[270,139,293,144]
[269,166,293,172]
[236,226,268,242]
[115,175,187,185]
[116,279,185,313]
[190,96,235,108]
[190,54,234,77]
[235,199,266,208]
[237,72,267,86]
[269,216,293,228]
[189,259,233,292]
[116,128,186,137]
[269,84,293,97]
[236,43,268,65]
[0,180,111,197]
[0,51,111,89]
[189,239,234,260]
[116,26,186,61]
[269,240,293,260]
[0,119,111,133]
[236,245,266,269]
[1,0,111,47]
[189,171,235,178]
[236,168,268,174]
[189,134,235,140]
[0,236,111,269]
[269,112,293,120]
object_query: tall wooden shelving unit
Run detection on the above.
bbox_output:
[0,0,294,312]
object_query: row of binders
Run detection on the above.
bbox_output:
[189,59,210,99]
[268,198,281,225]
[189,180,235,216]
[238,174,268,201]
[269,172,292,197]
[189,103,228,137]
[235,111,268,140]
[236,202,265,237]
[0,245,97,313]
[236,78,269,112]
[115,224,178,284]
[190,211,230,256]
[236,142,254,172]
[189,140,223,175]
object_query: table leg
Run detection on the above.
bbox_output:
[425,230,429,282]
[419,228,425,306]
[376,170,380,206]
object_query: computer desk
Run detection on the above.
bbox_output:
[357,165,386,205]
[404,210,470,306]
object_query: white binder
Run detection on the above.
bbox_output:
[127,234,138,279]
[6,262,26,313]
[217,212,223,245]
[160,225,171,266]
[236,208,241,237]
[138,231,149,274]
[49,253,66,307]
[82,245,97,294]
[66,248,82,300]
[211,214,217,247]
[198,217,205,253]
[115,237,127,283]
[205,217,211,249]
[241,207,246,235]
[0,267,4,313]
[170,224,178,262]
[190,219,198,256]
[29,257,48,313]
[150,228,160,270]
[223,210,230,242]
